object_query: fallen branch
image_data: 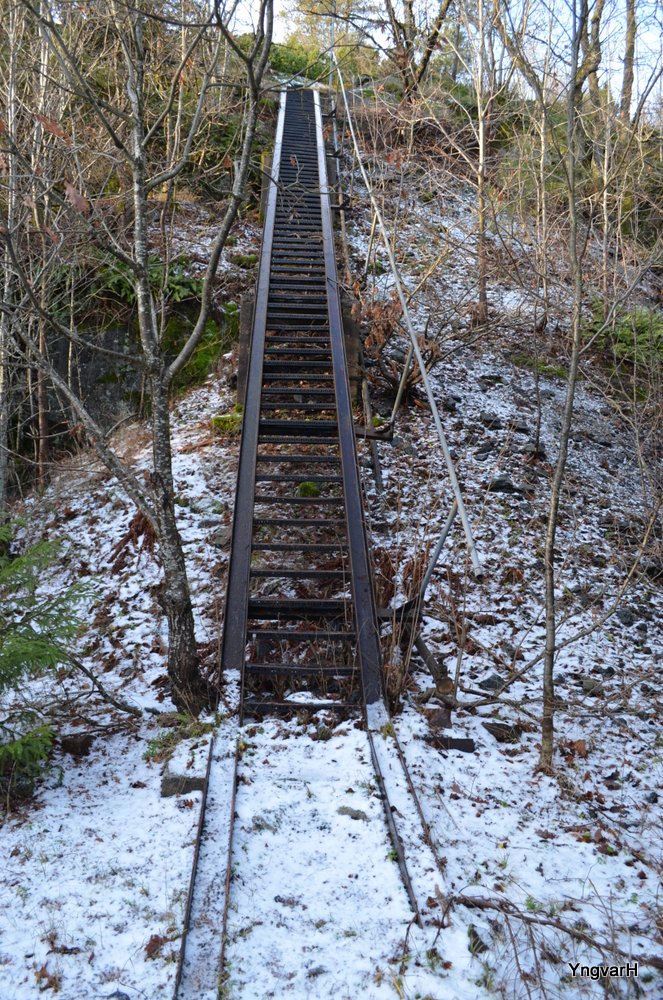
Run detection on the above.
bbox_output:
[446,893,663,971]
[62,651,143,718]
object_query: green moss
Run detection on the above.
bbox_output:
[143,713,215,764]
[171,319,220,393]
[511,352,568,380]
[211,407,243,435]
[103,173,121,195]
[95,371,121,385]
[230,252,258,269]
[297,480,321,497]
[368,259,388,275]
[167,303,240,395]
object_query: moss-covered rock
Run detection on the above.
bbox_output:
[211,403,244,435]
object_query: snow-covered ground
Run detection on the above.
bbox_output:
[1,137,661,999]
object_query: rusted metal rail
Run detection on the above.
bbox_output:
[220,88,383,717]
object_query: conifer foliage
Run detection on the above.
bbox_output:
[0,524,86,802]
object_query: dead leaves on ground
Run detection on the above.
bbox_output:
[110,510,157,573]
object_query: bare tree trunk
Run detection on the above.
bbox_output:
[122,9,206,711]
[620,0,636,123]
[0,4,20,519]
[450,23,462,83]
[477,96,489,325]
[0,356,10,519]
[150,378,206,711]
[384,0,452,98]
[473,0,494,326]
[36,320,48,485]
[34,0,51,487]
[578,0,606,169]
[540,6,585,773]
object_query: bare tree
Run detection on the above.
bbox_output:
[494,0,662,770]
[1,0,274,711]
[0,3,23,521]
[620,0,637,122]
[382,0,454,97]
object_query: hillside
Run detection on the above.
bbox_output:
[1,80,661,998]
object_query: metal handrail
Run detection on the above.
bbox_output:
[331,58,482,577]
[313,90,384,707]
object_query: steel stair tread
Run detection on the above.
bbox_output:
[244,663,356,677]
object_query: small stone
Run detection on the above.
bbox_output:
[392,436,418,457]
[615,607,636,627]
[474,442,495,460]
[337,806,368,821]
[427,707,453,730]
[210,525,233,548]
[60,733,95,757]
[521,443,547,460]
[199,516,225,528]
[426,735,476,753]
[482,721,523,743]
[507,418,530,435]
[645,791,658,804]
[480,411,503,429]
[581,677,605,696]
[161,769,206,797]
[487,476,524,495]
[478,673,505,691]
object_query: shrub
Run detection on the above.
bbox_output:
[91,254,203,307]
[270,40,327,80]
[0,523,88,803]
[585,301,663,372]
